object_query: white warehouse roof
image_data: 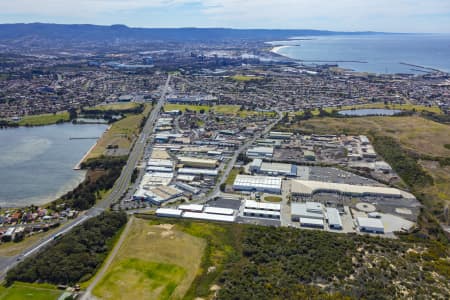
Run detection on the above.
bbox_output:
[156,208,183,218]
[178,168,219,176]
[357,217,384,233]
[291,179,404,198]
[244,199,281,211]
[179,204,204,212]
[326,207,343,229]
[233,175,282,193]
[182,212,235,223]
[203,206,235,216]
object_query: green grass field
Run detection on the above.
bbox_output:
[92,218,205,300]
[84,102,140,111]
[164,104,276,118]
[16,111,70,126]
[94,258,185,300]
[0,282,62,300]
[230,75,264,81]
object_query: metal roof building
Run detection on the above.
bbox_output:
[300,218,324,228]
[244,199,281,211]
[182,212,235,223]
[156,208,183,218]
[233,175,282,194]
[243,208,280,219]
[291,202,324,221]
[326,207,343,230]
[177,156,218,169]
[246,146,274,158]
[357,217,384,233]
[291,179,404,198]
[204,207,235,216]
[178,168,218,177]
[179,204,204,212]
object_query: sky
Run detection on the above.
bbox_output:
[1,0,450,33]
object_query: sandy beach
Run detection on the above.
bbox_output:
[270,45,290,54]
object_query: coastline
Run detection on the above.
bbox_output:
[270,45,290,55]
[73,124,111,169]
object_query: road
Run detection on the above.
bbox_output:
[81,217,135,300]
[203,109,283,202]
[0,75,171,281]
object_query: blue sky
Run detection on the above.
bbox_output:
[1,0,450,33]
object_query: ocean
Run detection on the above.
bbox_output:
[0,123,107,207]
[270,34,450,74]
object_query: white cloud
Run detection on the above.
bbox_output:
[0,0,449,32]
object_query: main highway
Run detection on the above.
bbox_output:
[0,75,171,281]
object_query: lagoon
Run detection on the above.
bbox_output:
[0,123,107,207]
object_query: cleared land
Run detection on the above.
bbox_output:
[16,111,70,126]
[86,104,151,159]
[84,102,140,111]
[292,115,450,157]
[0,282,62,300]
[92,218,206,300]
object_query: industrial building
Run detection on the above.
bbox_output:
[203,206,235,216]
[290,180,405,199]
[244,199,281,212]
[156,208,183,218]
[326,207,343,230]
[243,208,280,219]
[233,175,282,194]
[299,218,325,229]
[250,159,297,177]
[246,146,274,158]
[145,185,183,205]
[175,182,200,194]
[291,202,324,221]
[357,217,384,233]
[178,168,218,177]
[177,156,218,169]
[179,204,204,212]
[268,131,293,140]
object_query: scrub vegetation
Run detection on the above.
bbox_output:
[5,212,127,286]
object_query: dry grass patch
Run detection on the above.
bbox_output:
[297,116,450,157]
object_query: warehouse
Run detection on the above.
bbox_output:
[243,208,280,219]
[203,206,235,216]
[244,199,281,212]
[291,179,404,198]
[146,185,183,205]
[147,159,173,168]
[300,218,325,229]
[156,208,183,218]
[182,212,235,223]
[246,146,274,158]
[175,182,200,194]
[178,204,204,212]
[178,168,218,177]
[291,202,324,221]
[326,207,343,230]
[250,159,297,177]
[357,217,384,233]
[146,166,173,173]
[177,156,218,169]
[268,131,293,140]
[233,175,282,194]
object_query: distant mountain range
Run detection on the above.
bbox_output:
[0,23,385,43]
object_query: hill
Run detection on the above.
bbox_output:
[0,23,383,43]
